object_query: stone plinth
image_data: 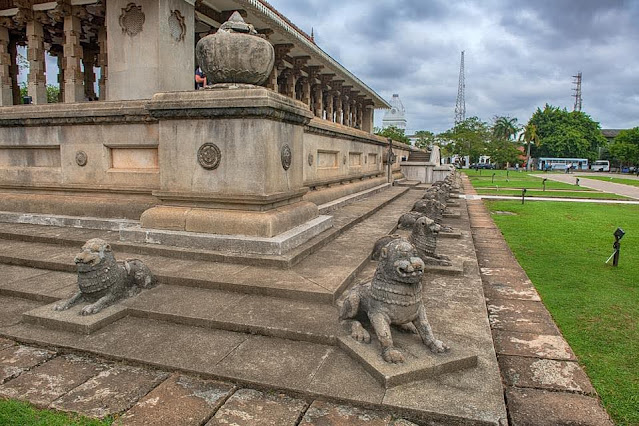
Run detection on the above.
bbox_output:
[141,87,317,238]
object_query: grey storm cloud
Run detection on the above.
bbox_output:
[268,0,639,134]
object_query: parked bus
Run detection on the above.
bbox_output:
[591,160,610,172]
[537,157,589,171]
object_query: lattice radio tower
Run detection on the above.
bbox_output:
[572,71,582,112]
[454,51,466,124]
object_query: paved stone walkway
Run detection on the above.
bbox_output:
[530,174,639,200]
[463,176,613,426]
[0,338,417,425]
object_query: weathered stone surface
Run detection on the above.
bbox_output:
[487,299,558,334]
[506,388,613,426]
[51,365,168,418]
[0,295,43,327]
[0,270,76,303]
[300,400,392,425]
[23,302,127,335]
[0,338,14,351]
[119,374,235,426]
[493,330,576,361]
[499,356,596,395]
[0,355,104,408]
[0,345,55,384]
[215,336,333,391]
[207,388,307,426]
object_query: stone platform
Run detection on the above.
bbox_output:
[0,185,507,425]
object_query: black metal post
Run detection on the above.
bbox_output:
[492,173,495,183]
[521,188,527,204]
[543,178,547,191]
[576,178,580,186]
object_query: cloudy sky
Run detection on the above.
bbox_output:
[268,0,639,134]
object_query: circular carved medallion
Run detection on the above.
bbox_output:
[197,143,221,170]
[308,153,314,166]
[75,150,88,167]
[281,144,292,170]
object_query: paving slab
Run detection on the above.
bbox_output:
[0,354,104,408]
[498,355,596,395]
[0,270,76,303]
[0,337,14,351]
[51,364,168,418]
[0,295,43,327]
[487,299,559,334]
[215,335,334,391]
[300,400,392,426]
[118,373,235,426]
[22,302,128,335]
[307,349,385,405]
[207,388,307,426]
[0,345,55,384]
[505,387,613,426]
[0,264,52,285]
[493,330,576,361]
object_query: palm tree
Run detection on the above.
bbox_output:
[519,123,541,171]
[492,116,520,141]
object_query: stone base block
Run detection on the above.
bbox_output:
[121,214,333,255]
[338,329,477,388]
[0,211,139,232]
[140,201,320,238]
[439,229,462,239]
[22,302,127,335]
[443,210,461,218]
[424,260,464,276]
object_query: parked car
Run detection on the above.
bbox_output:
[471,163,495,170]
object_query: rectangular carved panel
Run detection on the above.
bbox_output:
[349,152,362,167]
[111,148,158,170]
[317,150,338,169]
[0,146,61,168]
[368,153,378,165]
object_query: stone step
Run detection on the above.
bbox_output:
[0,186,410,269]
[0,188,425,303]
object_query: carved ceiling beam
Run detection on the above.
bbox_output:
[306,64,323,84]
[195,1,247,26]
[318,73,335,89]
[273,43,293,70]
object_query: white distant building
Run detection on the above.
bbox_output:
[382,94,407,130]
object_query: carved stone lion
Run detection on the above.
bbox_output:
[54,239,156,315]
[410,216,451,266]
[340,238,449,363]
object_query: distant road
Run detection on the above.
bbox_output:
[529,174,639,200]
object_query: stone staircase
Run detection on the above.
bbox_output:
[0,184,508,425]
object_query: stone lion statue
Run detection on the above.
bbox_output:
[54,238,156,316]
[340,238,449,363]
[374,217,451,266]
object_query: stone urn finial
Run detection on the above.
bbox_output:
[196,11,275,86]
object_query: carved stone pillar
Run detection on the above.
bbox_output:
[8,38,19,105]
[0,26,12,105]
[285,69,296,99]
[356,102,363,129]
[300,77,311,109]
[343,97,351,127]
[64,13,84,102]
[83,48,97,100]
[26,19,47,104]
[56,54,64,102]
[312,84,323,117]
[362,104,374,133]
[98,25,107,100]
[334,92,342,125]
[325,91,333,122]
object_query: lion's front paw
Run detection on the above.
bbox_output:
[351,322,371,343]
[53,303,70,311]
[428,339,450,353]
[382,347,405,363]
[80,304,101,316]
[397,323,418,334]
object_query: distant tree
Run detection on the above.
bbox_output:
[374,125,410,145]
[413,130,436,149]
[437,117,491,163]
[609,127,639,168]
[46,85,60,103]
[526,104,606,161]
[492,116,520,141]
[518,123,540,170]
[486,138,522,168]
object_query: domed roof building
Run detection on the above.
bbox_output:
[381,94,407,130]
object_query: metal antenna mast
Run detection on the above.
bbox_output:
[572,71,582,111]
[454,51,466,125]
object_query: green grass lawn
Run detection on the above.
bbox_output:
[466,169,589,191]
[475,189,628,199]
[484,200,639,426]
[0,400,112,426]
[584,176,639,188]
